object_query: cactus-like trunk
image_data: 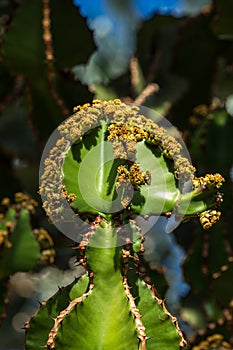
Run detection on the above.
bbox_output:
[27,100,224,349]
[26,220,185,349]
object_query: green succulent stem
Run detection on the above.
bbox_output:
[86,223,122,282]
[51,222,139,350]
[29,100,225,349]
[177,188,218,216]
[25,219,186,349]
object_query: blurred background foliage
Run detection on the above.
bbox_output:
[0,0,232,349]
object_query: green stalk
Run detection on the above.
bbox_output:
[54,222,138,350]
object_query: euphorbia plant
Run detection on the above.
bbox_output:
[0,193,55,325]
[25,100,224,349]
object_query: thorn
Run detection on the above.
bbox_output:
[37,300,46,308]
[49,316,56,321]
[67,244,75,248]
[146,336,154,340]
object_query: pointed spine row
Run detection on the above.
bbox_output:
[123,276,147,350]
[46,225,95,349]
[122,228,187,349]
[46,278,94,349]
[146,282,187,347]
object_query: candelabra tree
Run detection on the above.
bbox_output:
[0,193,55,325]
[25,100,224,350]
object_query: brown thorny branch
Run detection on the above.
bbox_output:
[130,57,160,105]
[1,1,69,118]
[42,0,69,117]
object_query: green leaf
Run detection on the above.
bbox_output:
[177,189,216,216]
[25,274,90,350]
[0,209,40,279]
[131,141,180,214]
[63,123,122,215]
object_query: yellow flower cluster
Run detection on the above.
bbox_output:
[0,228,12,248]
[193,173,225,190]
[33,228,55,264]
[192,333,232,350]
[0,193,38,248]
[40,99,196,220]
[116,163,151,189]
[174,156,196,182]
[199,210,221,229]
